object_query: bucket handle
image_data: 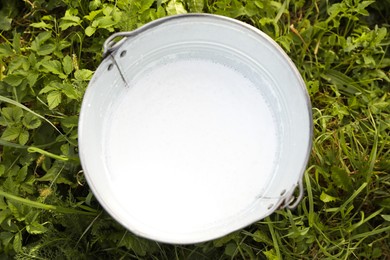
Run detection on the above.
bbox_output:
[103,15,192,58]
[103,31,134,58]
[282,179,304,210]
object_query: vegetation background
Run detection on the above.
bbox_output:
[0,0,389,259]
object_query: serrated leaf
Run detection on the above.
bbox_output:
[0,16,12,31]
[8,57,25,74]
[13,33,21,54]
[264,249,278,260]
[85,26,97,36]
[187,0,204,12]
[251,230,273,245]
[213,232,239,247]
[331,166,353,192]
[22,113,41,129]
[0,209,10,224]
[89,0,102,10]
[0,232,13,248]
[63,55,73,75]
[224,242,237,257]
[18,130,29,145]
[61,83,79,100]
[59,16,81,31]
[37,162,61,182]
[84,10,102,21]
[13,232,22,252]
[16,165,28,182]
[92,16,116,29]
[320,191,338,203]
[47,91,62,110]
[2,106,23,123]
[32,31,52,44]
[3,74,24,86]
[166,0,187,15]
[117,234,147,256]
[37,43,56,56]
[26,72,39,87]
[140,0,155,12]
[7,201,24,221]
[61,115,78,128]
[26,222,48,234]
[74,69,94,81]
[40,60,64,77]
[0,43,13,57]
[1,127,21,141]
[31,32,54,55]
[30,21,53,29]
[39,84,58,94]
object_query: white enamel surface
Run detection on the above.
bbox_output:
[79,14,312,244]
[107,59,277,234]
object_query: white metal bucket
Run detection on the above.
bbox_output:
[78,14,312,244]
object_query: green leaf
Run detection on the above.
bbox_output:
[331,166,353,192]
[39,84,58,94]
[16,165,28,182]
[40,60,65,77]
[22,113,41,129]
[12,33,21,54]
[166,0,187,15]
[32,31,52,44]
[7,201,24,221]
[36,43,56,56]
[0,165,5,177]
[251,230,273,245]
[85,26,97,36]
[0,43,13,57]
[63,55,73,75]
[13,232,22,253]
[84,10,102,21]
[224,242,237,257]
[92,16,117,29]
[1,127,21,141]
[26,72,39,87]
[18,130,29,145]
[89,0,102,10]
[47,91,62,110]
[0,209,10,224]
[61,83,79,100]
[2,74,24,86]
[2,106,23,123]
[323,69,363,95]
[320,191,338,203]
[0,232,13,248]
[382,215,390,221]
[61,115,78,128]
[74,69,94,81]
[264,249,278,260]
[186,0,204,12]
[140,0,155,12]
[117,234,147,256]
[59,15,82,31]
[26,222,48,234]
[0,16,12,31]
[31,32,55,56]
[30,21,53,30]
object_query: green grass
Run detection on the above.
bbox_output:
[0,0,389,259]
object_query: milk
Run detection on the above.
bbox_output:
[106,59,278,233]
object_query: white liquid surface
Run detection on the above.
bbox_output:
[106,59,278,233]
